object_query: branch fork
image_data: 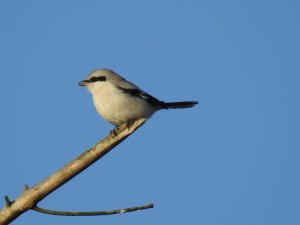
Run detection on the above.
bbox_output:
[0,118,149,225]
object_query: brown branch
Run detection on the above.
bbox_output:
[0,118,146,225]
[32,203,154,216]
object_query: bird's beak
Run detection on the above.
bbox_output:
[79,80,88,86]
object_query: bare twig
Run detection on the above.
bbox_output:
[4,196,12,207]
[33,203,154,216]
[0,118,146,225]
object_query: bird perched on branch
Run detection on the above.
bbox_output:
[79,69,198,126]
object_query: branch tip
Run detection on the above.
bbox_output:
[32,202,153,216]
[24,184,29,191]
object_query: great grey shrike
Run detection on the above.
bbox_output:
[79,69,198,126]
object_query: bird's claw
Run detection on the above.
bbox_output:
[109,120,137,137]
[110,128,118,136]
[126,120,135,129]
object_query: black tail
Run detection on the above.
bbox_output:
[163,101,198,109]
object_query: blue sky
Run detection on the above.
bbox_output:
[0,1,299,224]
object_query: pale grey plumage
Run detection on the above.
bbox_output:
[79,69,198,126]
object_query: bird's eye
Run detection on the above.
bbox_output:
[89,76,106,82]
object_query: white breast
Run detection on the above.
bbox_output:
[90,82,156,125]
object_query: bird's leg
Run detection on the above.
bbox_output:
[126,120,136,129]
[109,120,137,136]
[110,127,118,136]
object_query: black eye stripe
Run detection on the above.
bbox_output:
[89,76,106,82]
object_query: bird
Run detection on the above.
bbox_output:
[79,69,198,126]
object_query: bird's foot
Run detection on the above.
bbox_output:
[110,127,118,136]
[125,120,136,129]
[109,120,137,136]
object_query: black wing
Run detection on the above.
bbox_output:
[117,86,167,109]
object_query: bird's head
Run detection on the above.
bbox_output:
[79,68,124,93]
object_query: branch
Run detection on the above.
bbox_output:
[33,203,153,216]
[0,118,146,225]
